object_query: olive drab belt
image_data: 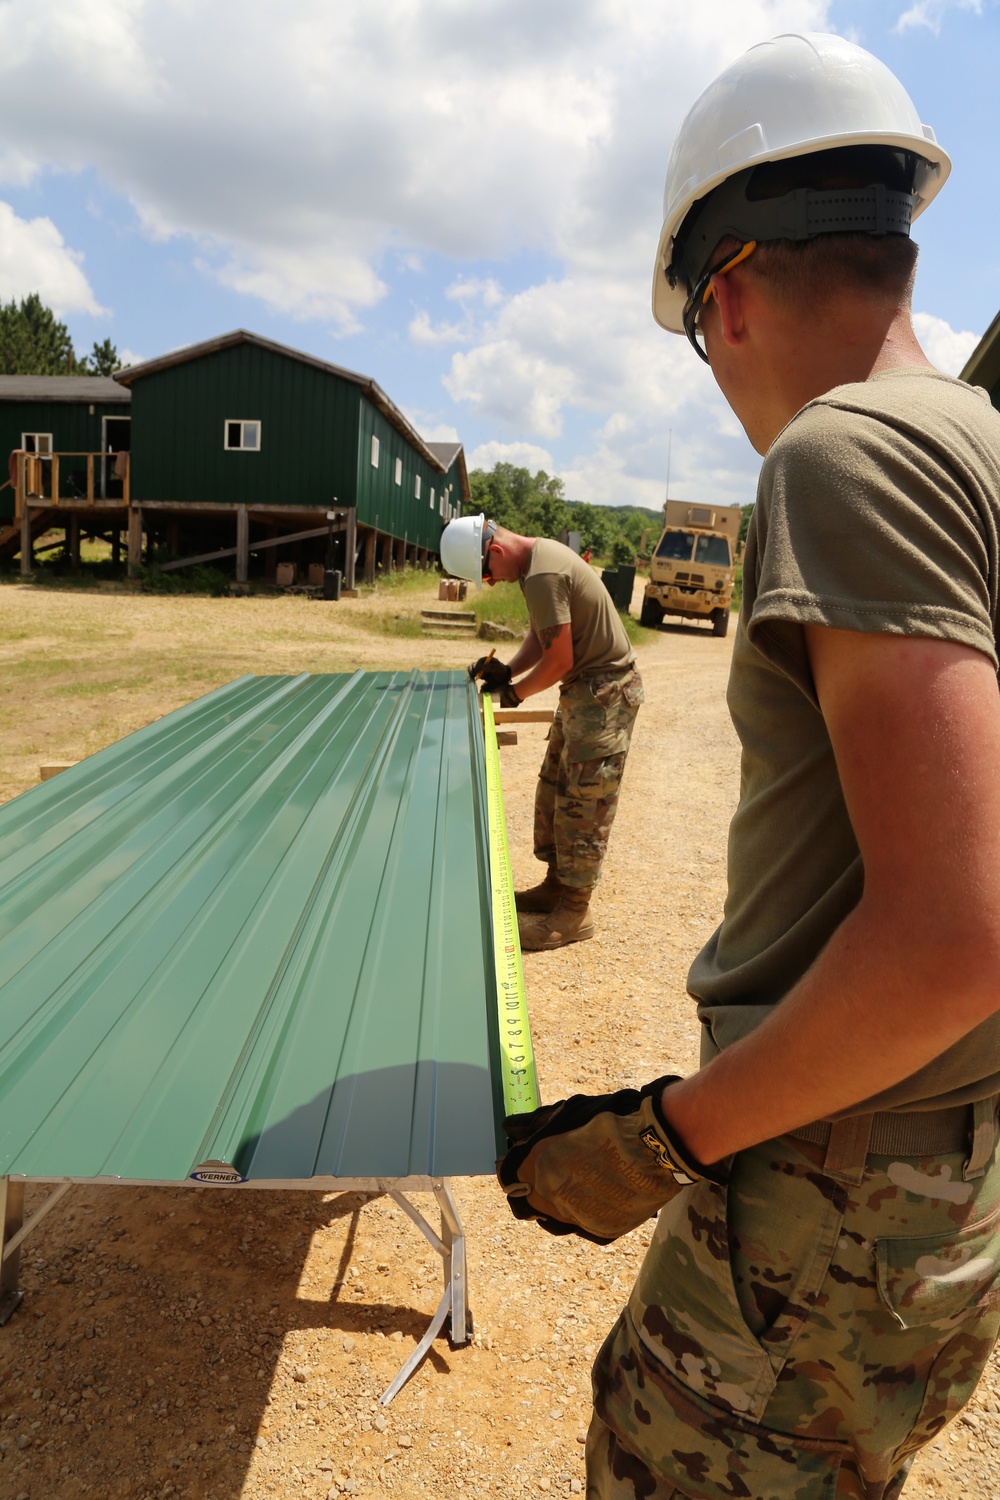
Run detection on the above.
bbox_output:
[788,1095,1000,1184]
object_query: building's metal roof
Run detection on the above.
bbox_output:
[115,331,448,474]
[960,307,1000,398]
[0,672,508,1184]
[0,375,131,405]
[427,441,471,510]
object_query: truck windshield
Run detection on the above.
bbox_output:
[695,535,731,566]
[655,531,694,561]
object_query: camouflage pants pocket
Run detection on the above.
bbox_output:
[592,1307,847,1500]
[533,672,641,886]
[871,1203,1000,1468]
[593,1137,1000,1500]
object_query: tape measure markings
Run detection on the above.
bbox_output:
[482,693,539,1117]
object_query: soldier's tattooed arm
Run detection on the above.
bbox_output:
[508,622,573,700]
[507,630,543,677]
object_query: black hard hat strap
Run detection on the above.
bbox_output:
[670,169,915,292]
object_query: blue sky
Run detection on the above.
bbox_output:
[0,0,994,512]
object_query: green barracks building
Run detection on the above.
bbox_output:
[1,330,470,585]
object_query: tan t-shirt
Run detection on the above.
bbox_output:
[521,538,634,684]
[689,368,1000,1113]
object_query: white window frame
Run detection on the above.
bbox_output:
[370,434,380,468]
[394,456,402,486]
[415,474,422,500]
[21,432,52,455]
[430,486,436,513]
[224,419,262,451]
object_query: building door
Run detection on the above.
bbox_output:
[101,416,131,499]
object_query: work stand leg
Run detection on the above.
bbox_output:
[0,1179,25,1326]
[0,1180,72,1328]
[378,1178,471,1406]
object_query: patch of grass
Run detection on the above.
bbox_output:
[139,564,231,596]
[359,567,442,598]
[468,582,530,635]
[369,610,426,639]
[622,614,660,646]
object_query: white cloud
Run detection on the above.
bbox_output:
[409,309,469,346]
[894,0,982,34]
[468,440,555,473]
[417,421,461,444]
[446,278,504,309]
[0,0,832,329]
[209,248,386,333]
[912,311,980,376]
[0,0,833,507]
[438,267,762,508]
[0,200,106,315]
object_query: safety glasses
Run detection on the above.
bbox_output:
[481,519,497,579]
[681,240,757,363]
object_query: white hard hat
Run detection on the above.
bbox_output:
[439,513,494,586]
[652,32,951,333]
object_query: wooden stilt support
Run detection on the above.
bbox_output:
[344,506,357,591]
[236,504,249,585]
[128,505,142,578]
[364,527,376,585]
[19,506,32,577]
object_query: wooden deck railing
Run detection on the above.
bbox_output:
[11,449,130,518]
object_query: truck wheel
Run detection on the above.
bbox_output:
[711,607,730,638]
[640,596,663,629]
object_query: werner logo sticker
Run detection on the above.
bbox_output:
[190,1161,245,1184]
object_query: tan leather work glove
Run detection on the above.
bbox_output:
[497,1077,727,1244]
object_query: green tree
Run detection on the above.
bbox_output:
[86,337,120,376]
[568,502,615,557]
[0,293,87,375]
[467,463,570,538]
[739,503,754,545]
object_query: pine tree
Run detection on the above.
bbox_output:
[0,293,89,375]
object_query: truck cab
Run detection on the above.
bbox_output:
[640,501,742,638]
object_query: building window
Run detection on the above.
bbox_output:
[394,457,402,486]
[21,433,52,454]
[225,420,261,451]
[371,435,380,468]
[415,474,421,500]
[430,487,436,512]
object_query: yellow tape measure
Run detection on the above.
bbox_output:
[482,694,539,1117]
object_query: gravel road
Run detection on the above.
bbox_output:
[0,585,995,1498]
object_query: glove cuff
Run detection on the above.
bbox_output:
[640,1077,728,1187]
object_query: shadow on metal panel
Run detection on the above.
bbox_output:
[219,1063,498,1181]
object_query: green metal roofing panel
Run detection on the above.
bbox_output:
[0,672,510,1184]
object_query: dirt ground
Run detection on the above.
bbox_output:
[0,580,998,1499]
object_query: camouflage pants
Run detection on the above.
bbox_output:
[533,665,643,892]
[589,1118,1000,1500]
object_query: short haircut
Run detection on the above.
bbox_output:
[686,146,920,309]
[716,231,918,308]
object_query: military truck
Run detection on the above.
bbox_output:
[640,499,742,638]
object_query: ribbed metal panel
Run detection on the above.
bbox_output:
[0,672,505,1183]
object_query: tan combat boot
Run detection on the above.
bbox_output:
[518,887,594,951]
[514,865,562,914]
